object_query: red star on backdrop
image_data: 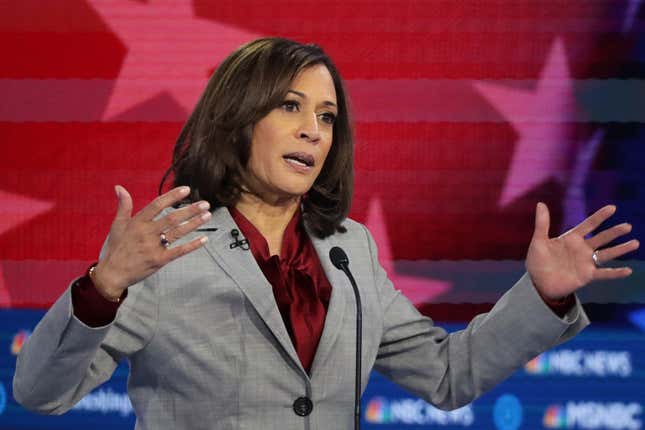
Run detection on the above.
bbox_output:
[88,0,261,120]
[473,38,580,208]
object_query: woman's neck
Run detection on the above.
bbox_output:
[234,193,301,256]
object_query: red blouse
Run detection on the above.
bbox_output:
[229,207,332,373]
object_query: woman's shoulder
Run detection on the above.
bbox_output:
[338,216,365,233]
[328,217,375,246]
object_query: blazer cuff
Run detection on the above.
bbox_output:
[514,272,590,342]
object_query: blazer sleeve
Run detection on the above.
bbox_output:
[364,224,590,411]
[12,274,158,415]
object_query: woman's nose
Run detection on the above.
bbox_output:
[298,113,321,143]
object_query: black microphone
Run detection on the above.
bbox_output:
[329,246,362,430]
[229,229,249,250]
[330,247,349,270]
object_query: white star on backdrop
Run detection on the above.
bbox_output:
[87,0,261,120]
[473,38,579,208]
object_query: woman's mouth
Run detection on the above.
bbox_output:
[283,152,314,171]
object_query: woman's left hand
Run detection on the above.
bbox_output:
[526,203,640,300]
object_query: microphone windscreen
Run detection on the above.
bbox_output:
[329,246,349,270]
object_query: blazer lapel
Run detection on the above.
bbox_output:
[308,230,348,377]
[200,207,305,375]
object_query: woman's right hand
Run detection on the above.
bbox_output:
[91,185,212,301]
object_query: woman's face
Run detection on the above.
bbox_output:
[247,64,338,202]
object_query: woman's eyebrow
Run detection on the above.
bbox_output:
[287,90,337,108]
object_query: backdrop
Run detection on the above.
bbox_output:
[1,1,644,429]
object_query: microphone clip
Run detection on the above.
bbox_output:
[229,229,249,250]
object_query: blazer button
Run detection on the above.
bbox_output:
[292,396,313,416]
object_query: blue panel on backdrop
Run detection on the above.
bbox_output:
[2,311,644,429]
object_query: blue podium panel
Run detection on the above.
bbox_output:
[2,310,644,429]
[361,321,645,430]
[0,309,135,429]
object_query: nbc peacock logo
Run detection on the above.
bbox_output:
[11,330,31,356]
[525,353,549,374]
[365,397,391,424]
[543,405,567,428]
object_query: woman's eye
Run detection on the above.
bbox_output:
[281,100,300,112]
[319,112,337,124]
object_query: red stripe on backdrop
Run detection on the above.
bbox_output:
[1,121,518,176]
[3,122,521,167]
[1,260,90,308]
[1,0,608,32]
[0,31,605,80]
[326,33,593,80]
[352,179,540,260]
[193,0,601,24]
[0,1,617,80]
[0,32,124,79]
[354,122,515,171]
[0,122,180,170]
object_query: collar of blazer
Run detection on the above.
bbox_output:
[196,206,350,379]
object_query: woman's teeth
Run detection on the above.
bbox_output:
[286,158,308,167]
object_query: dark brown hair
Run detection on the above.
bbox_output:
[160,37,353,238]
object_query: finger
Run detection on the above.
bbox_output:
[596,239,640,263]
[586,223,632,250]
[573,205,616,237]
[532,202,550,239]
[162,208,212,242]
[114,185,133,221]
[137,186,191,221]
[164,236,209,262]
[594,267,633,281]
[154,200,210,233]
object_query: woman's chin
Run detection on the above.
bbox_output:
[279,188,310,201]
[274,180,314,199]
[258,185,311,205]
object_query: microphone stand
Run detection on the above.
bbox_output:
[330,247,362,430]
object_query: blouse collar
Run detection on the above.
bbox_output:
[228,206,306,266]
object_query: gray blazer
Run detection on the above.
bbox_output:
[13,207,589,430]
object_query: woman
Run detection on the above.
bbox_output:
[13,38,639,429]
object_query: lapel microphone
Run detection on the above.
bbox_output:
[229,229,249,250]
[330,246,362,430]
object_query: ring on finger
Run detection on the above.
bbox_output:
[592,250,602,267]
[160,233,171,249]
